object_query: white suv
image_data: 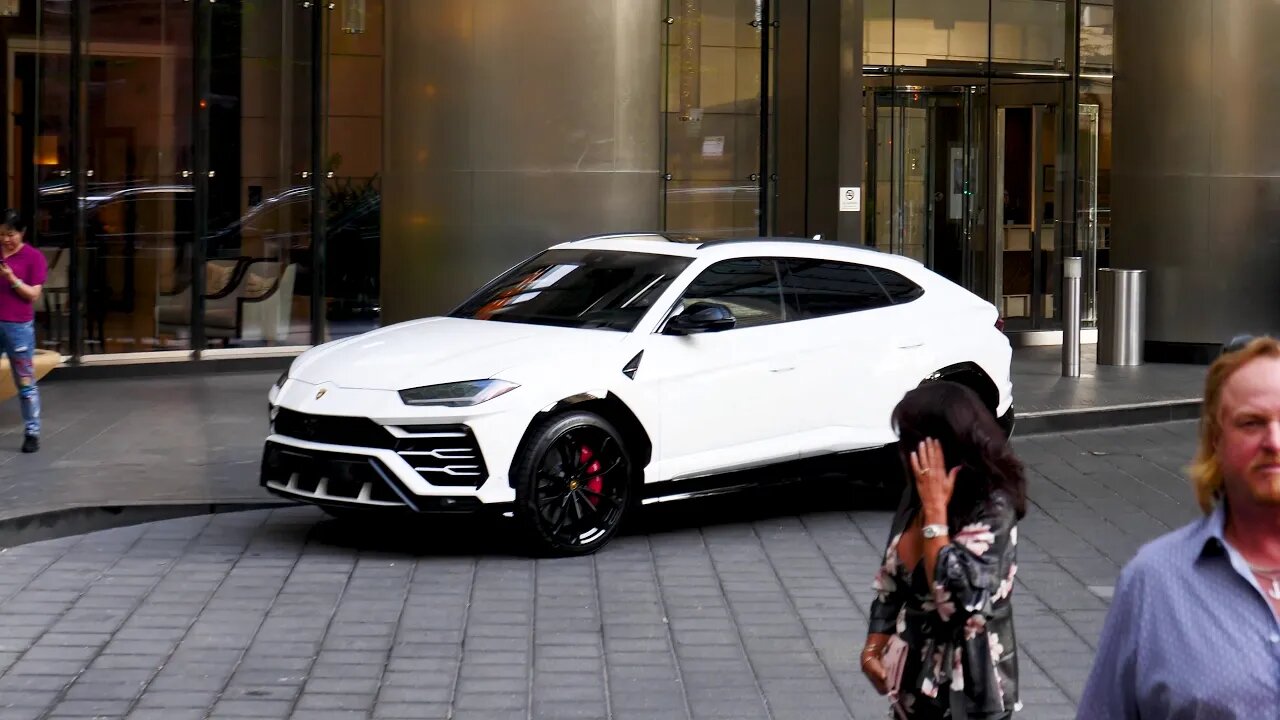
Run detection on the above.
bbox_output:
[262,234,1014,555]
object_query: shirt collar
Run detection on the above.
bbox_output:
[1194,501,1230,559]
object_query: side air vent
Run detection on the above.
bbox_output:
[391,425,489,488]
[622,351,643,379]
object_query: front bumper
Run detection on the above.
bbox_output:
[260,403,522,512]
[260,440,502,513]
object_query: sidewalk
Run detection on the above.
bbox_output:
[0,419,1204,720]
[1011,345,1204,433]
[0,345,1208,531]
[0,350,1215,719]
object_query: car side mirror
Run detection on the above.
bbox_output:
[665,301,736,335]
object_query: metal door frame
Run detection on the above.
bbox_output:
[1078,103,1101,323]
[987,80,1067,331]
[864,84,982,284]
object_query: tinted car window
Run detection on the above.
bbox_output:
[677,258,784,329]
[869,267,925,303]
[449,248,692,332]
[780,258,892,318]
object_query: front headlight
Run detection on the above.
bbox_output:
[398,379,520,407]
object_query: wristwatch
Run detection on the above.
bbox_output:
[922,523,949,539]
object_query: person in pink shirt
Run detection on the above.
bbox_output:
[0,209,47,452]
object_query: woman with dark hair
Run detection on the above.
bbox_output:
[860,381,1027,719]
[0,208,46,453]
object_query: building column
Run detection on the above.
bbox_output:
[1113,0,1280,362]
[380,1,663,325]
[835,0,863,245]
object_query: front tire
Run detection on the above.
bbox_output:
[512,410,635,556]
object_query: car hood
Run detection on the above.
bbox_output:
[290,316,629,391]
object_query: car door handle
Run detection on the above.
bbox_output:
[770,366,796,373]
[897,339,925,349]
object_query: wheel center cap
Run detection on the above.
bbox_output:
[569,480,579,490]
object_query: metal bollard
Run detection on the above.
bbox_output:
[1062,257,1082,377]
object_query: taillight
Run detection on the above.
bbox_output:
[995,317,1005,331]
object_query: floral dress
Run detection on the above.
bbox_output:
[868,489,1021,719]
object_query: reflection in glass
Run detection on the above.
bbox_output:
[663,0,771,238]
[72,0,195,354]
[888,0,990,68]
[17,3,73,353]
[1080,3,1113,70]
[191,0,315,348]
[863,0,893,65]
[325,0,383,339]
[450,249,692,332]
[991,0,1066,68]
[1078,103,1100,323]
[1079,78,1111,325]
[868,88,984,288]
[868,1,1071,69]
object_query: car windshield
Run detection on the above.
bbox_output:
[449,248,692,331]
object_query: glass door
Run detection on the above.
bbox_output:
[10,6,74,354]
[993,90,1062,331]
[82,0,195,354]
[661,0,776,237]
[865,86,984,288]
[1078,103,1101,324]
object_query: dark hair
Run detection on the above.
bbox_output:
[0,209,25,233]
[891,381,1028,520]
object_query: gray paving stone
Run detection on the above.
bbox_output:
[133,707,218,720]
[0,419,1216,717]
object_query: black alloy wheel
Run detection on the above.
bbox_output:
[514,411,634,556]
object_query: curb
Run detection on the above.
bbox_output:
[1014,399,1202,436]
[0,402,1203,548]
[41,355,294,383]
[0,501,299,549]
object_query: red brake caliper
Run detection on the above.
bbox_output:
[578,445,603,507]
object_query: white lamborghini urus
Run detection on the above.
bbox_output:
[261,234,1014,555]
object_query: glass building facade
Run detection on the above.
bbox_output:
[2,0,381,362]
[862,0,1113,334]
[0,0,1113,366]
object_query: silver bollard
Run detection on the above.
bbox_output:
[1062,256,1082,377]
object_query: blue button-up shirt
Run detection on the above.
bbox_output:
[1076,503,1280,719]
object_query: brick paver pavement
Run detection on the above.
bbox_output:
[0,420,1201,720]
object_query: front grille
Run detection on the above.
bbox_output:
[392,425,489,488]
[272,408,395,449]
[270,410,490,489]
[261,442,409,508]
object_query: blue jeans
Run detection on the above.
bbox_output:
[0,321,40,436]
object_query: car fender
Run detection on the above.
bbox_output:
[491,362,662,488]
[538,388,609,412]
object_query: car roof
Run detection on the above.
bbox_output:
[550,232,924,273]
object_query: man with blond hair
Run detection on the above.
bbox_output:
[1076,334,1280,719]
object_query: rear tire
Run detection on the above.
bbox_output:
[512,410,636,557]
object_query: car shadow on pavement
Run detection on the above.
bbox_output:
[298,468,903,559]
